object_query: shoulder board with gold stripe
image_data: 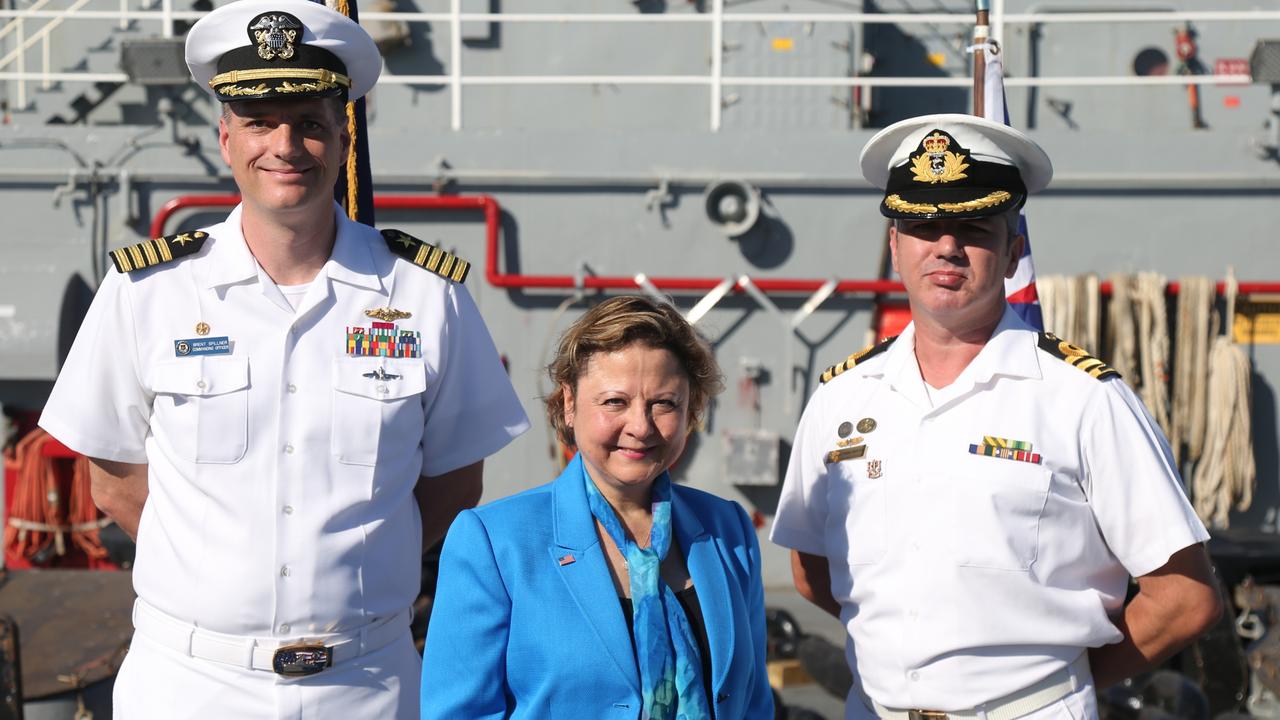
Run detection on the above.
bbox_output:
[1037,332,1121,381]
[820,336,897,384]
[109,231,208,273]
[381,229,470,283]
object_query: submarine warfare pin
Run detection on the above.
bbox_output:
[362,367,401,381]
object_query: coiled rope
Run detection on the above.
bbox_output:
[2,428,110,564]
[1171,277,1215,467]
[1191,271,1255,528]
[1038,274,1100,354]
[1047,271,1254,528]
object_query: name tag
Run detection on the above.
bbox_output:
[825,445,866,464]
[175,336,231,357]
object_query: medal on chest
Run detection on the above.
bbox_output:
[347,307,421,358]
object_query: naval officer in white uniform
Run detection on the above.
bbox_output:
[39,1,529,717]
[771,114,1221,720]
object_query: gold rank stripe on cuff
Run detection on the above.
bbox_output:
[109,231,207,273]
[382,228,471,284]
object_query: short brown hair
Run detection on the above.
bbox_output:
[545,295,724,447]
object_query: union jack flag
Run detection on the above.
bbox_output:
[983,42,1044,331]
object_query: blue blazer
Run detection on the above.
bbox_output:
[421,455,773,719]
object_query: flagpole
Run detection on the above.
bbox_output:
[973,0,988,117]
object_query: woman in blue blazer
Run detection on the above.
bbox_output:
[422,296,773,720]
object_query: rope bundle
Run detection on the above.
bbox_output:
[1191,274,1255,528]
[1038,274,1100,354]
[2,428,110,564]
[1106,273,1171,433]
[1171,277,1215,467]
[1043,271,1255,529]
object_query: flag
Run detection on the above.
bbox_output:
[983,43,1043,331]
[325,0,376,226]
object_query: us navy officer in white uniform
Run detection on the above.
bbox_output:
[38,1,529,717]
[771,114,1221,720]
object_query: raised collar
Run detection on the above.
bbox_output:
[863,304,1043,403]
[200,203,383,292]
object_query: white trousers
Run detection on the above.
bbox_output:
[113,630,422,719]
[849,674,1098,720]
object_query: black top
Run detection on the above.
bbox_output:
[619,586,715,713]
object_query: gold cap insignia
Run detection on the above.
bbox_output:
[250,12,301,61]
[910,131,970,184]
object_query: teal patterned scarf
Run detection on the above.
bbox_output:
[582,464,712,720]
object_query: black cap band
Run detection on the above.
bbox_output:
[880,129,1029,220]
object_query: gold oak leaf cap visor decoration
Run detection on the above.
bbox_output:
[859,113,1053,220]
[185,0,381,103]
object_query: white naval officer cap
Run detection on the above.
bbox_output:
[185,0,381,103]
[859,113,1053,220]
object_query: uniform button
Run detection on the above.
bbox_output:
[283,443,294,454]
[282,505,294,515]
[195,379,207,390]
[280,565,291,577]
[376,384,388,395]
[286,383,297,394]
[909,671,920,681]
[279,623,291,634]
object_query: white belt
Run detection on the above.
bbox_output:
[873,654,1090,720]
[132,598,411,677]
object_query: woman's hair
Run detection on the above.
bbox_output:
[545,295,724,447]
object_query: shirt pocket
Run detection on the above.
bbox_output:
[149,356,250,464]
[330,356,428,466]
[948,458,1051,571]
[828,460,887,566]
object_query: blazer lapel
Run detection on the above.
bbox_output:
[550,456,640,694]
[673,488,734,692]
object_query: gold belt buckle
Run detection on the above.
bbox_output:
[907,711,949,720]
[271,643,333,676]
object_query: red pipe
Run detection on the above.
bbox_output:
[150,195,1280,297]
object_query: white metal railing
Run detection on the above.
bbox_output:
[0,0,95,109]
[0,4,1276,126]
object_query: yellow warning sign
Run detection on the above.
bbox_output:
[1234,299,1280,344]
[772,37,795,52]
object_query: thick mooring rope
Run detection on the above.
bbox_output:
[1191,272,1255,528]
[1135,273,1171,435]
[1105,273,1171,434]
[1039,274,1099,354]
[1171,277,1215,466]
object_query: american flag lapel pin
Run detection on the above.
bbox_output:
[558,554,575,566]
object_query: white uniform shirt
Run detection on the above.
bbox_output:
[41,203,530,638]
[771,306,1208,715]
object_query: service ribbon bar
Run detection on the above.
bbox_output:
[981,436,1033,451]
[346,325,422,359]
[969,444,1042,464]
